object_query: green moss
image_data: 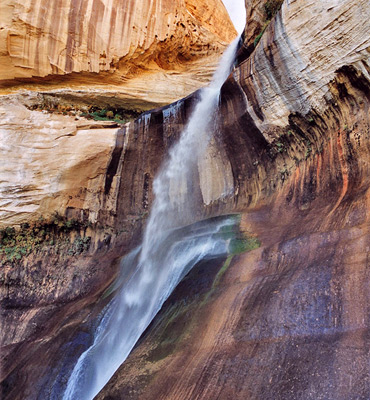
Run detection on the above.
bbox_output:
[92,109,107,118]
[276,141,285,153]
[67,236,91,256]
[211,255,233,289]
[85,106,139,124]
[264,0,284,20]
[229,236,261,255]
[146,302,192,363]
[202,222,261,305]
[305,139,312,159]
[114,114,125,123]
[254,21,270,47]
[218,215,260,257]
[254,0,284,48]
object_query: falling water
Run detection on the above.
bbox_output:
[63,36,241,400]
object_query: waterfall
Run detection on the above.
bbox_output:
[63,35,241,400]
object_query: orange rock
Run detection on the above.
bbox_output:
[0,0,236,86]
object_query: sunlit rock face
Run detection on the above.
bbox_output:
[0,0,236,87]
[115,0,370,222]
[0,97,118,228]
[3,0,369,230]
[0,0,237,229]
[239,0,370,135]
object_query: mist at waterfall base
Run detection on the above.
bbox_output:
[62,36,241,400]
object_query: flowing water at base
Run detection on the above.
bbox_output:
[63,36,241,400]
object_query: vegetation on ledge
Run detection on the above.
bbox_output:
[28,99,141,125]
[80,107,140,124]
[0,213,92,265]
[254,0,284,47]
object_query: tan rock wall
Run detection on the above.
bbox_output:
[0,95,119,227]
[0,0,236,83]
[239,0,370,136]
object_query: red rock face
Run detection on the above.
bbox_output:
[97,66,370,400]
[2,0,370,399]
[95,1,370,399]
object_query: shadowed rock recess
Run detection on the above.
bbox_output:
[1,0,370,399]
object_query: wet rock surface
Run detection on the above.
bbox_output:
[1,0,370,399]
[96,0,370,398]
[97,205,370,400]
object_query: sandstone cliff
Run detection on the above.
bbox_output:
[0,0,237,227]
[95,0,370,398]
[2,0,370,399]
[0,96,118,227]
[0,0,235,91]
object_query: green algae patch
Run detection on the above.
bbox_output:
[218,213,261,256]
[210,235,260,290]
[202,215,261,303]
[229,236,261,255]
[211,255,233,289]
[101,284,116,300]
[146,303,192,363]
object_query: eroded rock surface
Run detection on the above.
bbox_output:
[2,0,370,399]
[0,97,118,228]
[0,0,235,89]
[96,0,370,399]
[0,0,238,228]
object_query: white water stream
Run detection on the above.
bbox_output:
[63,36,240,400]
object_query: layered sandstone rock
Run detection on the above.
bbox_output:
[0,94,119,228]
[0,0,237,229]
[2,0,370,399]
[0,0,236,87]
[3,0,368,230]
[95,0,370,399]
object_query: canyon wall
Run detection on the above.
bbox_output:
[2,0,370,399]
[0,1,236,396]
[96,0,370,399]
[0,0,235,87]
[0,0,237,231]
[4,0,369,231]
